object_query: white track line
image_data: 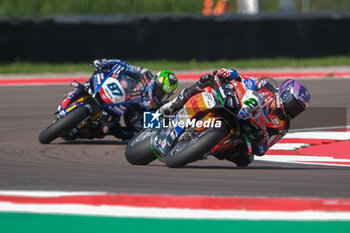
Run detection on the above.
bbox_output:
[285,131,350,140]
[0,202,349,220]
[270,143,308,150]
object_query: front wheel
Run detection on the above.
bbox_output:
[125,129,157,165]
[38,106,90,144]
[165,120,229,168]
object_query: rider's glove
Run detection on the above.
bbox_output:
[198,73,215,89]
[216,68,231,79]
[214,68,241,82]
[92,59,108,71]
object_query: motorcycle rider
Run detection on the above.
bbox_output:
[59,59,178,140]
[160,68,310,166]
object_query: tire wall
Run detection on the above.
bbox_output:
[1,13,350,62]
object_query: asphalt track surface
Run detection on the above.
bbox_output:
[0,78,349,198]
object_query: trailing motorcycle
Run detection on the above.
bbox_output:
[125,77,270,168]
[39,65,147,144]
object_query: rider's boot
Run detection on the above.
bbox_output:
[159,96,184,115]
[108,121,133,141]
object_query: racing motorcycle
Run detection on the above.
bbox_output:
[39,65,146,144]
[125,77,274,168]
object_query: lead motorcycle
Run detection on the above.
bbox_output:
[125,76,274,168]
[39,65,148,144]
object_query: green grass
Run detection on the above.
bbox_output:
[0,0,350,16]
[132,56,350,71]
[0,62,92,74]
[0,0,204,16]
[0,56,350,74]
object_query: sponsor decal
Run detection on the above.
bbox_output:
[257,79,267,89]
[97,73,102,85]
[168,73,177,82]
[164,85,172,93]
[170,130,177,140]
[112,106,124,115]
[202,92,216,108]
[238,108,250,120]
[219,87,226,98]
[161,139,167,149]
[112,65,125,75]
[225,84,234,89]
[243,79,255,90]
[105,87,114,100]
[271,116,280,126]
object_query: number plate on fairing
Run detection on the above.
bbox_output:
[99,78,126,104]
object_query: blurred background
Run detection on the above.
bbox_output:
[0,0,349,70]
[1,0,350,16]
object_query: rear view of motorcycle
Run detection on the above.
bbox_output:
[39,64,147,144]
[125,77,260,168]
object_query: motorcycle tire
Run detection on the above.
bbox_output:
[38,105,90,144]
[225,139,254,167]
[165,120,229,168]
[125,129,156,165]
[232,153,254,167]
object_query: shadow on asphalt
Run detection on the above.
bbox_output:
[172,164,350,170]
[54,140,127,145]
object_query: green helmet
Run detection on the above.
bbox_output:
[150,70,178,103]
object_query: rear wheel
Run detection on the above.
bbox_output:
[125,129,157,165]
[165,120,229,168]
[38,106,90,144]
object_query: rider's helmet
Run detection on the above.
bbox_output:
[149,70,178,104]
[279,79,310,119]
